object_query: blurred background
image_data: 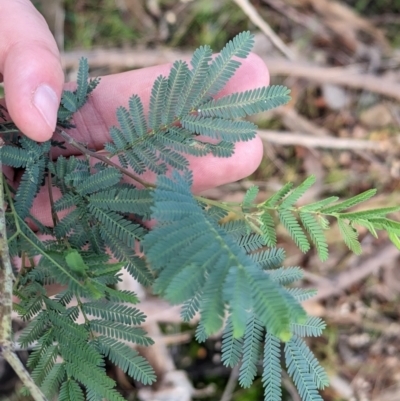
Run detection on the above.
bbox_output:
[2,0,400,400]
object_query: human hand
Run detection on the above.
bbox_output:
[0,1,268,227]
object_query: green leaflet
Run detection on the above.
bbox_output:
[162,60,189,124]
[200,30,254,99]
[284,336,325,401]
[320,189,377,213]
[263,333,282,401]
[242,185,259,211]
[280,176,316,209]
[278,210,310,253]
[148,76,168,129]
[59,379,85,401]
[98,336,156,385]
[291,316,326,337]
[198,85,291,118]
[176,45,213,116]
[338,218,362,254]
[180,115,257,142]
[221,318,243,367]
[239,316,264,388]
[299,212,329,261]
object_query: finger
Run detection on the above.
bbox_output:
[0,0,64,141]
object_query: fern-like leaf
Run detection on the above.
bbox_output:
[262,332,282,401]
[76,57,89,107]
[239,316,264,388]
[180,115,257,142]
[76,168,122,196]
[221,318,243,368]
[337,218,362,254]
[162,60,189,124]
[41,364,66,400]
[280,176,316,208]
[260,211,277,247]
[339,206,400,220]
[284,336,324,401]
[148,75,168,129]
[291,316,326,337]
[177,45,213,115]
[250,247,285,270]
[90,206,145,245]
[278,210,310,252]
[287,336,329,390]
[89,320,154,346]
[143,172,301,339]
[59,379,85,401]
[242,185,259,211]
[299,212,329,261]
[0,145,30,168]
[98,336,156,385]
[199,85,291,118]
[82,301,146,325]
[269,266,304,285]
[261,182,293,207]
[320,189,377,213]
[200,31,254,100]
[128,94,147,137]
[223,266,253,338]
[61,90,77,113]
[115,106,138,144]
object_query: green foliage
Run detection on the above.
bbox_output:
[1,31,399,401]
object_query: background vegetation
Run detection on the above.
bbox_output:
[2,0,400,400]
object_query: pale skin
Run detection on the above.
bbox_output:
[0,0,267,227]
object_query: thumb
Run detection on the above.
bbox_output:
[0,0,64,142]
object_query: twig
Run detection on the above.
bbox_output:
[311,243,398,301]
[0,148,13,356]
[220,365,240,401]
[58,130,155,188]
[60,48,400,102]
[258,129,392,151]
[61,47,192,70]
[2,348,48,401]
[262,0,329,40]
[232,0,295,59]
[265,58,400,101]
[0,140,48,400]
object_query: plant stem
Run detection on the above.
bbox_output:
[58,130,155,188]
[2,347,48,401]
[0,147,13,351]
[0,140,48,401]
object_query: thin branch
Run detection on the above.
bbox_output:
[60,48,400,102]
[58,130,155,188]
[2,347,48,401]
[311,243,398,301]
[220,365,240,401]
[0,139,48,400]
[0,140,13,348]
[258,129,393,151]
[232,0,295,59]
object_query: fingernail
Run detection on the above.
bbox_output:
[33,84,58,131]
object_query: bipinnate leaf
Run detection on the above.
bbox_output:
[143,172,304,339]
